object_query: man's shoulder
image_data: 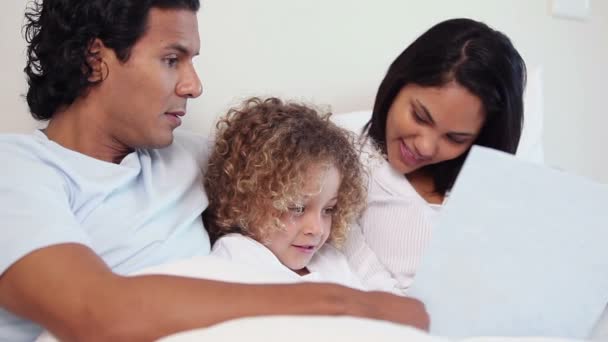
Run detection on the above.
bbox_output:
[0,132,70,185]
[0,131,43,151]
[0,132,56,168]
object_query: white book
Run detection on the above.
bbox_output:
[408,146,608,339]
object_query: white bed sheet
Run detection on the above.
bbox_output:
[34,255,590,342]
[158,316,584,342]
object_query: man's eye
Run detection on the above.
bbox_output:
[164,57,179,67]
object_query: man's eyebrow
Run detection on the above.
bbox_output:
[414,99,436,125]
[165,43,199,56]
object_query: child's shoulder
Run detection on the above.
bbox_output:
[310,244,351,269]
[309,244,366,290]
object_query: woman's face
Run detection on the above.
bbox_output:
[385,82,485,175]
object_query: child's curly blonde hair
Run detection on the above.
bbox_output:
[204,97,366,247]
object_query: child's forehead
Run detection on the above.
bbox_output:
[303,163,333,182]
[305,161,336,176]
[300,164,341,197]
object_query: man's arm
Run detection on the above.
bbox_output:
[0,243,428,342]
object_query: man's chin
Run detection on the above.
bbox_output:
[142,134,175,150]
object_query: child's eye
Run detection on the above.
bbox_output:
[323,207,335,216]
[289,205,305,215]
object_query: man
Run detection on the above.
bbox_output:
[0,1,428,341]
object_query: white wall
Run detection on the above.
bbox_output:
[1,1,33,132]
[1,1,606,183]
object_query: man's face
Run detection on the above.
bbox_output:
[97,8,202,149]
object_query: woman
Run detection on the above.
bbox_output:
[343,18,526,294]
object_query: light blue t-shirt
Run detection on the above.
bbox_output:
[0,129,212,341]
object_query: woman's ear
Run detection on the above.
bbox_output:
[86,38,109,82]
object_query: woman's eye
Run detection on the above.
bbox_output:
[447,135,468,145]
[412,110,426,124]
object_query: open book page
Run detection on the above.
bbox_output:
[408,146,608,339]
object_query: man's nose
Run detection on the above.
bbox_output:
[176,63,203,98]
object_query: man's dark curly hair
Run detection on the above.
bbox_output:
[23,0,200,120]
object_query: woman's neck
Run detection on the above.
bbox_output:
[406,171,445,205]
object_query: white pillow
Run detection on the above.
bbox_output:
[330,109,371,135]
[331,66,544,164]
[517,66,544,163]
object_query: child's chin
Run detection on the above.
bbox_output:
[287,263,312,276]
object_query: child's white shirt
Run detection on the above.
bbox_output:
[211,233,365,290]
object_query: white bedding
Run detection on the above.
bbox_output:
[159,316,584,342]
[35,255,589,342]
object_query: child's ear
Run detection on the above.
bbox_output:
[85,38,109,82]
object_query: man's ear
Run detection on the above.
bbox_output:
[86,38,109,82]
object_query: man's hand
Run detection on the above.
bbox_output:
[348,290,429,331]
[0,244,429,341]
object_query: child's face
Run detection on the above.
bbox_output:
[264,164,341,275]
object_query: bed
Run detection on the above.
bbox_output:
[36,252,601,342]
[35,67,606,341]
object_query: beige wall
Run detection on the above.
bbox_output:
[1,1,607,183]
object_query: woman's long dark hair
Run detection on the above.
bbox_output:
[365,18,526,195]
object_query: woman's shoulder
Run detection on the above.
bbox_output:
[364,158,418,199]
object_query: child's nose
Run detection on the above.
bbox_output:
[304,215,325,236]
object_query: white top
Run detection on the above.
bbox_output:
[211,234,365,290]
[342,145,440,295]
[0,129,212,341]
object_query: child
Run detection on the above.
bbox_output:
[204,97,367,289]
